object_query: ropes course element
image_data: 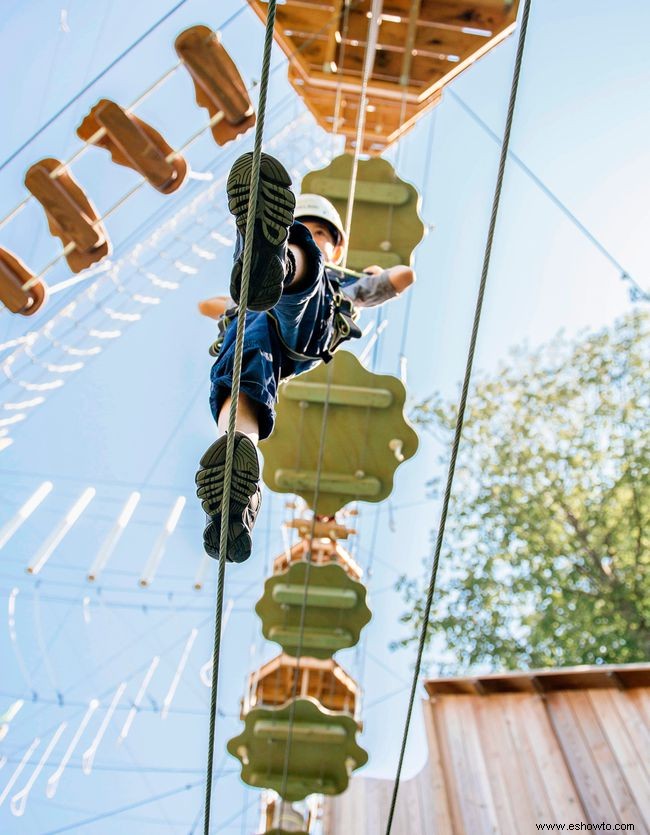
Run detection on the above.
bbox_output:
[7,588,36,698]
[0,114,320,451]
[384,2,532,830]
[0,0,244,174]
[0,481,53,550]
[277,361,334,811]
[0,3,353,318]
[342,0,383,246]
[203,3,279,832]
[18,87,257,291]
[10,720,67,817]
[259,4,388,809]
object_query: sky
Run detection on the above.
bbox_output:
[0,1,648,833]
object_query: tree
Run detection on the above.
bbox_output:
[396,311,650,671]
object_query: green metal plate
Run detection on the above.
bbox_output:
[227,697,368,801]
[255,562,372,659]
[260,351,419,516]
[301,153,424,272]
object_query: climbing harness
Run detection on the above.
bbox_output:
[207,268,363,365]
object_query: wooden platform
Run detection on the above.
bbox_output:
[247,0,520,153]
[323,663,650,833]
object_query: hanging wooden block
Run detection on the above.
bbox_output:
[227,697,367,800]
[175,26,256,146]
[246,654,360,716]
[256,562,371,659]
[262,794,311,835]
[273,527,362,579]
[301,153,424,272]
[24,159,110,273]
[77,99,187,194]
[0,248,46,316]
[260,351,418,516]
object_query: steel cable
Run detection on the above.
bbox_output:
[384,1,533,830]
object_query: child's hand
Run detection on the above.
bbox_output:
[198,295,232,320]
[362,265,383,277]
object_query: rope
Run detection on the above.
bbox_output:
[203,3,279,833]
[277,362,334,814]
[342,0,383,246]
[384,1,532,830]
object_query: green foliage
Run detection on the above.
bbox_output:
[396,311,650,672]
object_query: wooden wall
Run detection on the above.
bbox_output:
[322,763,436,835]
[323,664,650,834]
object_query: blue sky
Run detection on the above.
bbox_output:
[0,1,648,833]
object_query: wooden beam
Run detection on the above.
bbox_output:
[400,0,422,85]
[322,0,345,71]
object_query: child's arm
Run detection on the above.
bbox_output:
[198,295,232,320]
[363,264,415,294]
[345,264,416,308]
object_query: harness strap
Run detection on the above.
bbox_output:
[209,280,363,363]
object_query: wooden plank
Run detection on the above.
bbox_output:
[410,1,517,31]
[603,685,650,771]
[342,11,489,65]
[473,696,520,833]
[519,696,587,824]
[432,697,467,833]
[455,697,500,834]
[628,687,650,728]
[565,691,644,829]
[425,665,650,696]
[322,0,344,70]
[400,0,422,84]
[502,695,555,823]
[436,697,497,834]
[416,20,516,104]
[546,691,619,823]
[422,698,455,834]
[588,688,650,830]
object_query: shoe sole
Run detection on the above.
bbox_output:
[203,517,252,564]
[195,434,260,563]
[227,152,295,311]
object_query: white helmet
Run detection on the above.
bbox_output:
[295,193,346,247]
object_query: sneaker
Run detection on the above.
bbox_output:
[195,432,262,563]
[227,152,296,312]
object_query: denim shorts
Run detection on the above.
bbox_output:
[209,222,334,440]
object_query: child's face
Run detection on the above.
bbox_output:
[302,220,344,264]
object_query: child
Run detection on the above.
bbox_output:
[196,152,415,563]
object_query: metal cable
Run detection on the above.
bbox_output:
[342,0,384,245]
[203,3,279,832]
[277,362,334,811]
[384,1,533,830]
[447,88,649,302]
